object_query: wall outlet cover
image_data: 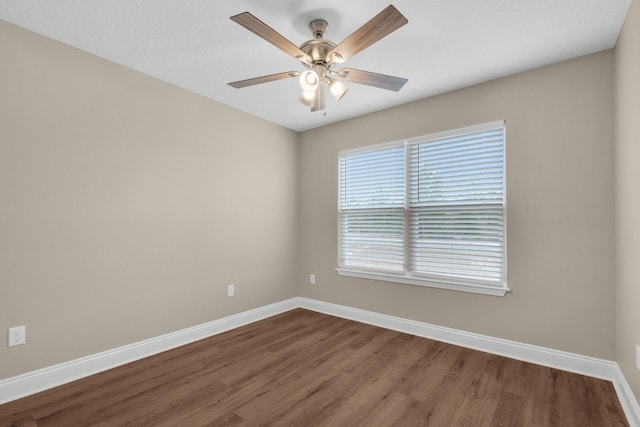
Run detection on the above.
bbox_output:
[8,326,26,347]
[636,345,640,371]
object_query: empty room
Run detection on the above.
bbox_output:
[1,1,639,426]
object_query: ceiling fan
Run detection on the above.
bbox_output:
[228,5,408,112]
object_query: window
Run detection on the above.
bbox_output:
[337,121,507,296]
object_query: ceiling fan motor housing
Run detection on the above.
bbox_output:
[299,39,336,64]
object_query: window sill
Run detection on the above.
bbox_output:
[335,268,509,297]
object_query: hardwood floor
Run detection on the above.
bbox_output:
[0,309,629,426]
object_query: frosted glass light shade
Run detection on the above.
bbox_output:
[299,90,316,106]
[329,79,348,101]
[299,70,319,92]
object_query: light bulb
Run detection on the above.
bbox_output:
[299,70,319,92]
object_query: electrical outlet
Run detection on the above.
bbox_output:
[636,345,640,371]
[309,274,316,285]
[227,284,235,297]
[8,326,26,347]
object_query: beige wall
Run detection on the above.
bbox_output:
[616,0,640,399]
[0,21,299,379]
[298,51,616,359]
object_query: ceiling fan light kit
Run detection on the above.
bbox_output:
[228,5,409,112]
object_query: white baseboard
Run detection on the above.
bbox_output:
[296,297,640,427]
[1,296,638,427]
[0,298,297,405]
[614,364,640,427]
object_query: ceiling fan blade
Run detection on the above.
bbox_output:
[335,68,407,92]
[231,12,311,64]
[327,5,408,64]
[228,71,300,89]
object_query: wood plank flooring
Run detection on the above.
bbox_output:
[0,309,629,426]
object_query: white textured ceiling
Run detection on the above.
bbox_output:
[0,0,631,132]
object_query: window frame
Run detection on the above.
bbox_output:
[336,121,508,297]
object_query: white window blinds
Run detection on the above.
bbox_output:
[408,127,506,286]
[337,121,507,295]
[338,145,405,272]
